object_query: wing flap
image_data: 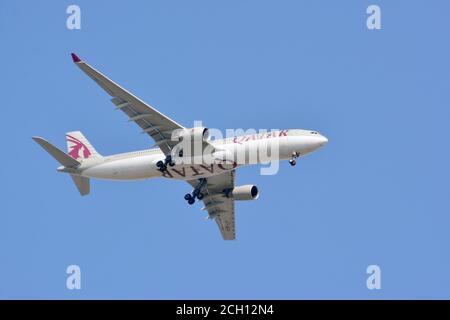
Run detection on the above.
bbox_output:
[215,212,236,240]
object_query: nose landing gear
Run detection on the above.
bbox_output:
[289,152,299,166]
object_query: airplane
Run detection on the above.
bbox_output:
[33,53,328,240]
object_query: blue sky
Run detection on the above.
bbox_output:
[1,1,450,299]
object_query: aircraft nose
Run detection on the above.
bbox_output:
[320,135,328,145]
[316,135,328,147]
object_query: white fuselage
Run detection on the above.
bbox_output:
[72,129,327,181]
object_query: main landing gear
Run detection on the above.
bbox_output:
[184,178,206,205]
[289,152,300,166]
[156,155,175,172]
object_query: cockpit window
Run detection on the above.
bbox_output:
[310,131,318,135]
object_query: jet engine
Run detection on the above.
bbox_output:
[227,185,259,201]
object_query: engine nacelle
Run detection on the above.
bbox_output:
[174,127,210,143]
[228,185,259,201]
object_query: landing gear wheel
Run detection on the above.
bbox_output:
[169,161,175,167]
[185,178,207,205]
[164,155,173,165]
[184,194,192,201]
[157,162,167,172]
[156,160,164,168]
[289,152,299,167]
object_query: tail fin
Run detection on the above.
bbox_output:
[66,131,102,160]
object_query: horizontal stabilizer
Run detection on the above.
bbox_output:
[32,136,80,168]
[70,174,90,196]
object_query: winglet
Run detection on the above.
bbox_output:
[71,53,82,63]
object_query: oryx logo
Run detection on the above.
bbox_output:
[66,135,91,159]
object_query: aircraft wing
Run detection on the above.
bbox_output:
[70,53,184,155]
[188,171,236,240]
